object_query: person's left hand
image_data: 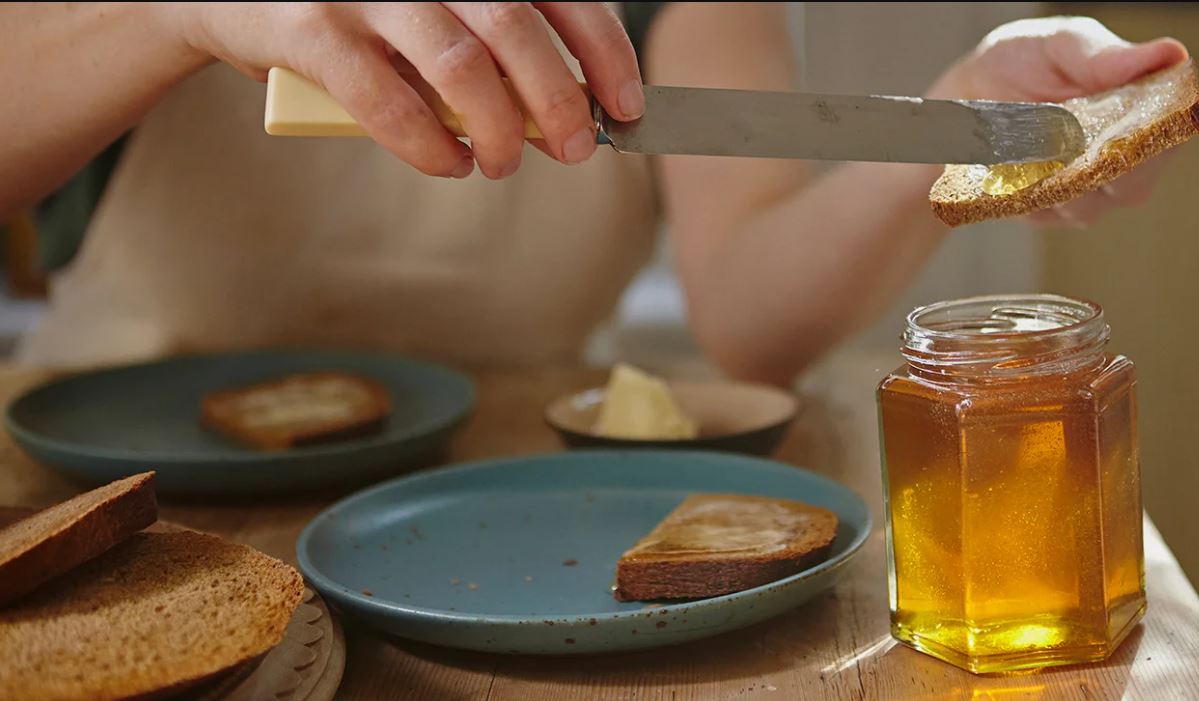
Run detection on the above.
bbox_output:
[928,17,1189,228]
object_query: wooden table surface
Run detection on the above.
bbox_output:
[2,354,1197,700]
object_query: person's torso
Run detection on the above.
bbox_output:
[20,60,659,368]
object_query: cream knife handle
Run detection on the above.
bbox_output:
[265,67,595,140]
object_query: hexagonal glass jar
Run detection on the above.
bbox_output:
[876,295,1145,674]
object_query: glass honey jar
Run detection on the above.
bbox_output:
[877,294,1145,674]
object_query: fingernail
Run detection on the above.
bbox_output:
[451,155,474,179]
[619,80,645,119]
[1054,205,1088,230]
[497,158,521,179]
[563,127,596,164]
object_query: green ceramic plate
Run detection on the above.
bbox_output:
[298,450,871,654]
[4,350,475,495]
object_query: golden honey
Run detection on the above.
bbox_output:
[877,295,1145,673]
[981,161,1064,196]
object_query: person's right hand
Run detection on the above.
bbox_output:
[164,2,645,179]
[927,17,1188,228]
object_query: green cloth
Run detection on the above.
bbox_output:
[33,135,127,272]
[624,2,666,66]
[32,3,667,273]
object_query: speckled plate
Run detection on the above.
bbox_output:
[4,350,474,495]
[297,450,870,654]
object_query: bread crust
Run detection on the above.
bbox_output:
[614,542,834,601]
[200,371,391,450]
[930,60,1199,227]
[0,472,157,607]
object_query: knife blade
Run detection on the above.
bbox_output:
[599,86,1085,165]
[265,68,1084,165]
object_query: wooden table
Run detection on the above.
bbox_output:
[2,354,1197,700]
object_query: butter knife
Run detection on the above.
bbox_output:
[264,67,1084,165]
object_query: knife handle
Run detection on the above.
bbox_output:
[265,67,601,141]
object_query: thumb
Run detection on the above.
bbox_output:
[1086,38,1189,92]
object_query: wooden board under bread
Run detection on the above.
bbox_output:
[184,587,345,701]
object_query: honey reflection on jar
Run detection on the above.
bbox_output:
[876,295,1145,674]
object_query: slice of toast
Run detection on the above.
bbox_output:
[0,529,305,701]
[931,59,1199,227]
[0,472,156,607]
[201,371,391,451]
[614,493,838,601]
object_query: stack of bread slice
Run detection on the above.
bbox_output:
[0,473,305,701]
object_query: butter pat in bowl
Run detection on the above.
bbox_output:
[546,364,799,456]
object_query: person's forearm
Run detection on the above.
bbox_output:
[682,162,946,386]
[1,3,210,220]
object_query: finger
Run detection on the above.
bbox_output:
[534,2,644,121]
[1112,150,1175,202]
[1084,37,1189,92]
[446,2,596,164]
[981,16,1119,51]
[1036,17,1189,93]
[1062,151,1174,222]
[1026,208,1073,229]
[1100,168,1157,208]
[1050,199,1100,228]
[1090,154,1169,208]
[1030,158,1164,228]
[310,43,473,178]
[369,3,525,179]
[527,139,557,160]
[1025,202,1091,230]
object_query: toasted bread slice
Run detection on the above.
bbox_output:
[614,493,838,601]
[0,507,36,530]
[931,59,1199,227]
[0,529,305,701]
[201,371,391,450]
[0,472,156,607]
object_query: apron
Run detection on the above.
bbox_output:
[19,55,659,369]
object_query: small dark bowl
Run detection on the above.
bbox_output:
[545,380,800,456]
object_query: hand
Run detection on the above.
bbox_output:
[929,17,1189,227]
[167,2,644,179]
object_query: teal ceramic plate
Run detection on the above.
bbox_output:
[4,350,475,495]
[297,450,870,654]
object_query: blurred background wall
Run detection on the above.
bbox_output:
[596,1,1199,586]
[1039,2,1199,591]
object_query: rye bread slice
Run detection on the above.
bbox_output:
[0,472,157,607]
[931,59,1199,227]
[201,371,391,451]
[0,529,305,701]
[614,493,838,601]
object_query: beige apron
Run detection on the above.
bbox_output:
[18,58,658,369]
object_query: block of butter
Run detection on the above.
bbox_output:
[595,364,699,440]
